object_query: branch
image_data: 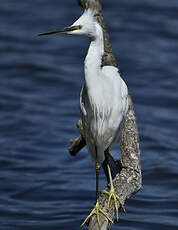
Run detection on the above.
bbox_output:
[69,120,86,156]
[69,1,142,229]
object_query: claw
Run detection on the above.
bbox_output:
[102,187,126,221]
[81,201,113,228]
[102,164,126,221]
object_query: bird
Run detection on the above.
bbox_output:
[39,8,128,228]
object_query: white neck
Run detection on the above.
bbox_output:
[84,23,104,90]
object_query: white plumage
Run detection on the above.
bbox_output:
[80,66,128,163]
[39,8,129,227]
[77,10,129,164]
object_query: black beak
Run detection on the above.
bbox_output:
[38,25,81,36]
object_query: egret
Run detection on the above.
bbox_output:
[39,8,128,228]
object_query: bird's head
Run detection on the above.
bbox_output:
[39,9,98,40]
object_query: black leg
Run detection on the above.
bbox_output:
[81,161,113,228]
[102,149,122,184]
[95,162,100,202]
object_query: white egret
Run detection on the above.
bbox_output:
[39,8,128,228]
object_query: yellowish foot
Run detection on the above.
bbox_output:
[102,164,126,221]
[81,201,113,228]
[102,187,126,221]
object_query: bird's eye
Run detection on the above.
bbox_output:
[94,13,100,17]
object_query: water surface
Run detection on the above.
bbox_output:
[0,0,178,229]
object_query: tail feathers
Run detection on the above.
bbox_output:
[88,144,105,164]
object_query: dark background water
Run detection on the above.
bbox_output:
[0,0,178,229]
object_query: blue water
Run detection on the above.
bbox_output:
[0,0,178,229]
